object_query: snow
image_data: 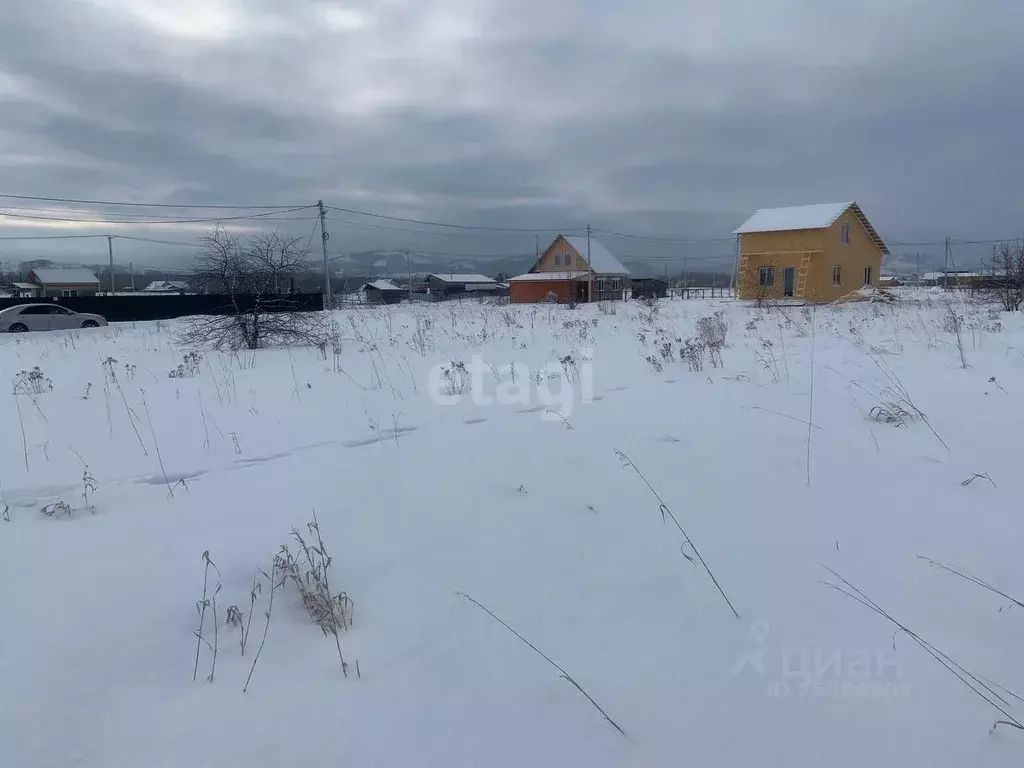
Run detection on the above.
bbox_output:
[27,267,100,285]
[507,271,588,281]
[2,293,1024,767]
[363,280,402,291]
[733,202,854,234]
[428,273,497,284]
[563,236,630,275]
[142,280,189,292]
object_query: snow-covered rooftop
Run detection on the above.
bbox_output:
[563,236,629,275]
[507,271,588,282]
[29,268,99,285]
[363,280,402,291]
[922,271,994,280]
[733,202,888,255]
[428,274,496,284]
[733,202,853,234]
[142,280,188,292]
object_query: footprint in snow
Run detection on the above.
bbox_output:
[343,426,419,447]
[135,470,208,485]
[464,417,488,425]
[516,405,546,413]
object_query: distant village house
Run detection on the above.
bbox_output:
[26,268,101,298]
[630,277,668,300]
[362,279,404,304]
[141,280,190,294]
[425,274,503,300]
[508,235,630,303]
[9,282,42,299]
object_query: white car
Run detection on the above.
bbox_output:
[0,303,108,332]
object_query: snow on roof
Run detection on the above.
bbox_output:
[29,267,99,285]
[12,282,36,289]
[923,271,991,280]
[428,274,496,284]
[733,202,853,234]
[142,280,188,292]
[733,201,888,255]
[363,280,402,291]
[507,271,589,282]
[562,236,629,275]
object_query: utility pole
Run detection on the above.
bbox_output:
[587,225,594,302]
[683,255,689,298]
[107,236,115,294]
[535,233,540,262]
[406,251,413,300]
[943,236,950,289]
[317,200,332,309]
[130,262,135,292]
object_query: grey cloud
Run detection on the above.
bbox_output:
[0,0,1022,270]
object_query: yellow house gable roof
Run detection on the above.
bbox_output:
[734,202,889,255]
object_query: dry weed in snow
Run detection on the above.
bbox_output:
[1,291,1023,768]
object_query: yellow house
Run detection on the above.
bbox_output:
[733,202,888,302]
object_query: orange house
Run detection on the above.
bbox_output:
[508,234,630,303]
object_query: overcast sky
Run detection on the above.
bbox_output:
[1,0,1022,268]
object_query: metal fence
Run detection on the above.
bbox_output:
[0,293,324,323]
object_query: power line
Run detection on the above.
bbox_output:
[0,194,306,209]
[949,237,1023,245]
[328,249,537,262]
[326,215,546,240]
[0,204,294,220]
[1,192,1017,250]
[0,233,110,241]
[113,235,202,248]
[620,252,733,262]
[591,227,734,244]
[326,204,579,233]
[0,206,316,225]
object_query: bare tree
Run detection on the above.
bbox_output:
[988,242,1024,312]
[181,228,328,350]
[738,258,778,307]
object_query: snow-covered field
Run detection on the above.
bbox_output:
[2,293,1023,767]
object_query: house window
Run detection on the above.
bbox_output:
[832,265,842,286]
[863,266,873,285]
[758,266,775,287]
[841,223,850,244]
[61,289,78,298]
